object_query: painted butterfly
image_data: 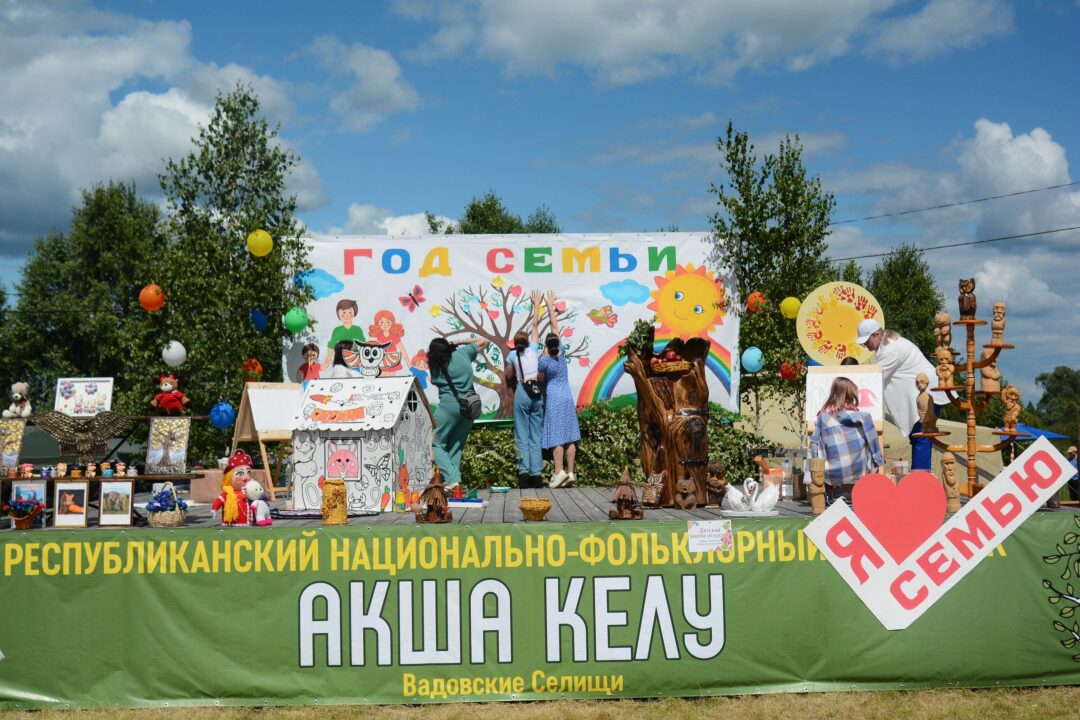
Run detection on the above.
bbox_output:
[399,285,426,313]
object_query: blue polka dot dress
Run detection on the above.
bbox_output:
[538,351,581,448]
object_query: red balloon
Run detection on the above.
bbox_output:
[139,284,165,312]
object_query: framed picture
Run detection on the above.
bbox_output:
[99,480,133,526]
[10,481,47,528]
[54,378,114,418]
[54,482,89,528]
[1,419,26,469]
[145,417,191,475]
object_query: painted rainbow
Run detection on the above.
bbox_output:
[576,338,733,407]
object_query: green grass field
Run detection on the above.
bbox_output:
[4,688,1080,720]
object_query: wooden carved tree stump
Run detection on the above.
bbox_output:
[624,331,710,507]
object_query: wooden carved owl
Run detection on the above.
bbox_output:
[958,278,977,320]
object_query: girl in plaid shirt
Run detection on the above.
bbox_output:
[812,377,884,502]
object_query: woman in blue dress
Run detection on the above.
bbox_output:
[538,290,581,488]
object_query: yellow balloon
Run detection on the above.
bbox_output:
[246,229,273,257]
[780,296,801,320]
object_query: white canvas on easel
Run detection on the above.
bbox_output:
[805,365,884,425]
[232,382,303,499]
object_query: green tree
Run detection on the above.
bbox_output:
[156,83,313,459]
[1035,366,1080,442]
[839,259,862,285]
[866,244,944,357]
[428,191,562,234]
[707,121,835,402]
[0,182,163,413]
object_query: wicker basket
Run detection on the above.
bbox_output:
[147,482,187,528]
[11,514,36,530]
[519,497,552,521]
[652,360,691,374]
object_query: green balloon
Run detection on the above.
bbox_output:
[283,307,308,333]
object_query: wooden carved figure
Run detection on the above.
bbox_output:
[641,471,665,508]
[916,373,938,433]
[1002,386,1021,433]
[673,476,697,510]
[417,467,452,524]
[623,330,711,506]
[958,278,977,320]
[991,301,1006,344]
[706,458,728,506]
[940,452,960,513]
[935,347,955,388]
[809,457,826,516]
[934,311,952,351]
[979,348,1001,393]
[609,467,644,519]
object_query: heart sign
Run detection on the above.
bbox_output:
[804,438,1074,630]
[852,471,945,563]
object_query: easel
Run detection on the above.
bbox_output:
[231,382,302,500]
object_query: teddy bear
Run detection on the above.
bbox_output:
[3,382,32,418]
[150,373,190,415]
[244,478,273,526]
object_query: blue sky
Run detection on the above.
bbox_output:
[1,0,1078,403]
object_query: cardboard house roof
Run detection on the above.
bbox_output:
[293,376,431,432]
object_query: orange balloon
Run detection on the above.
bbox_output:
[139,284,165,312]
[747,291,766,313]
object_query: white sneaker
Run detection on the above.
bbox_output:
[549,471,569,488]
[565,473,576,487]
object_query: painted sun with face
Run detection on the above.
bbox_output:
[647,263,727,338]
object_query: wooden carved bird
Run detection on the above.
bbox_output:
[32,411,135,466]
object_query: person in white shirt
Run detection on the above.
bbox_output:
[856,319,948,470]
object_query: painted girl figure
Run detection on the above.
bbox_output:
[410,350,429,389]
[368,309,410,375]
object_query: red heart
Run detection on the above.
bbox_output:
[851,471,945,563]
[554,300,567,312]
[509,285,522,297]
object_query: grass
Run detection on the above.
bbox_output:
[4,688,1080,720]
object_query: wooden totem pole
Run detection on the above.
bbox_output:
[914,280,1027,498]
[623,328,710,507]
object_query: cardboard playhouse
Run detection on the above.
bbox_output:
[291,376,434,513]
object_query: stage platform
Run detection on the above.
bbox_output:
[9,485,1077,530]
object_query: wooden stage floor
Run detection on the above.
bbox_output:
[8,485,1077,531]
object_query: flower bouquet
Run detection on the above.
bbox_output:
[145,483,188,528]
[5,497,45,530]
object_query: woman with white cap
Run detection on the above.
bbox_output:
[856,318,948,470]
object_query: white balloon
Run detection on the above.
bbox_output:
[162,340,187,367]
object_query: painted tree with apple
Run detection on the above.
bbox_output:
[432,277,590,418]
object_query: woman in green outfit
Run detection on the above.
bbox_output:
[428,336,489,488]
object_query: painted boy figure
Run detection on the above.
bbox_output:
[213,449,252,527]
[322,299,365,372]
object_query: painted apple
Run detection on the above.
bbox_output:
[554,300,567,313]
[488,309,500,320]
[509,285,522,297]
[563,327,574,337]
[578,357,591,367]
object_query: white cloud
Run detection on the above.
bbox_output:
[0,1,326,257]
[311,36,420,132]
[395,0,1011,86]
[329,204,454,236]
[830,118,1080,402]
[868,0,1013,63]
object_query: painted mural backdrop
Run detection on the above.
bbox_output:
[296,234,740,419]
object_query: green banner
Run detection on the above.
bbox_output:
[1,515,1078,708]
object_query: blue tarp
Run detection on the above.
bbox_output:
[997,423,1069,441]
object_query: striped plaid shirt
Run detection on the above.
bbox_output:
[812,409,883,486]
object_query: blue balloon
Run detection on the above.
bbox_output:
[741,346,764,373]
[249,310,268,332]
[210,401,236,430]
